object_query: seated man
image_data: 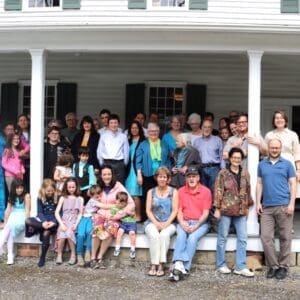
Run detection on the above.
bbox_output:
[169,166,212,281]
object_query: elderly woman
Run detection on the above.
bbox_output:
[187,113,202,145]
[90,165,135,269]
[162,115,182,169]
[145,167,178,277]
[136,122,167,221]
[214,147,254,277]
[170,133,201,189]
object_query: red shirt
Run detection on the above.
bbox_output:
[178,184,212,220]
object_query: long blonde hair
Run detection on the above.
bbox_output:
[38,179,58,204]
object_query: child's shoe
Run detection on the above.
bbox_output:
[84,251,91,263]
[129,249,136,259]
[77,255,85,267]
[68,256,76,265]
[7,254,14,265]
[56,255,63,265]
[113,248,121,257]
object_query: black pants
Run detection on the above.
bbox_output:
[103,159,126,185]
[141,176,156,222]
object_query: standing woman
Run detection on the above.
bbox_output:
[91,165,135,269]
[71,115,100,173]
[265,110,300,179]
[0,131,6,226]
[187,113,202,146]
[162,115,182,169]
[125,120,146,222]
[136,123,166,221]
[214,147,254,277]
[145,167,178,277]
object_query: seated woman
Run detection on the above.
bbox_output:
[145,167,178,277]
[170,133,201,189]
[90,165,135,269]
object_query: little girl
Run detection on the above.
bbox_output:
[53,152,74,192]
[55,177,83,265]
[0,179,30,264]
[1,133,25,193]
[26,179,59,267]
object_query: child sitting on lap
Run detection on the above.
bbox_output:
[112,191,137,259]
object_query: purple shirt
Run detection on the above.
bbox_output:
[193,135,225,168]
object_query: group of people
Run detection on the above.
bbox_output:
[0,108,298,282]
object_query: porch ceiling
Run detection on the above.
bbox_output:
[1,29,300,54]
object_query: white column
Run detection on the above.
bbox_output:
[29,49,47,216]
[247,50,263,236]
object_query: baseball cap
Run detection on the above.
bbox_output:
[185,166,199,176]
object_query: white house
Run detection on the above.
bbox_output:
[1,0,300,252]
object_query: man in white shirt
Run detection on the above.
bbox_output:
[97,114,129,184]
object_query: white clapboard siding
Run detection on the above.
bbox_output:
[1,1,300,29]
[1,52,300,128]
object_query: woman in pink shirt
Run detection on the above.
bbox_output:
[90,165,134,269]
[2,133,25,193]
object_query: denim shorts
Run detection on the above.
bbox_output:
[119,222,137,234]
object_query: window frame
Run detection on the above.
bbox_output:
[147,0,189,10]
[22,0,62,11]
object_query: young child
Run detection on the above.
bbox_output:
[76,184,102,267]
[55,177,84,265]
[53,152,74,192]
[1,133,26,193]
[26,179,59,267]
[0,179,30,264]
[72,147,96,204]
[112,191,137,259]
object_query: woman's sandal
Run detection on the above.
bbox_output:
[148,265,157,276]
[156,265,165,277]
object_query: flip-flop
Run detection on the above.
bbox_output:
[156,270,165,277]
[148,267,157,276]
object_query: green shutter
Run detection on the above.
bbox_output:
[186,84,206,120]
[1,83,19,127]
[4,0,22,11]
[128,0,146,9]
[189,0,208,10]
[56,83,77,123]
[63,0,80,9]
[281,0,299,13]
[125,83,145,128]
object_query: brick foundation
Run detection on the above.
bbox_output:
[16,243,40,257]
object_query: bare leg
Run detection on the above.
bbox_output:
[57,239,65,257]
[67,239,76,259]
[91,237,100,260]
[97,237,112,260]
[129,231,136,248]
[133,196,141,222]
[115,229,125,247]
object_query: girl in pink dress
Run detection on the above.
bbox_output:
[1,133,26,193]
[55,178,83,265]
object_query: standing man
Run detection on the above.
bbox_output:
[97,114,129,184]
[61,112,79,146]
[193,119,225,194]
[170,166,212,281]
[256,138,296,280]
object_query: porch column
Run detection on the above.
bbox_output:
[247,50,263,236]
[29,49,47,215]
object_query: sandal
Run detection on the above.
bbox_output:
[156,264,165,277]
[148,265,157,276]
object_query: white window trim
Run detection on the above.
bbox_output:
[147,0,189,11]
[146,81,187,117]
[22,0,62,12]
[18,80,59,118]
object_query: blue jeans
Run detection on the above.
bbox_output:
[76,217,93,256]
[216,215,247,270]
[172,221,210,271]
[200,166,220,195]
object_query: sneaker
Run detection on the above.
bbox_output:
[56,255,63,265]
[129,249,136,259]
[84,252,91,263]
[173,261,187,275]
[233,268,254,277]
[113,248,121,257]
[218,266,231,274]
[77,255,85,267]
[7,254,14,265]
[168,272,180,282]
[68,256,76,265]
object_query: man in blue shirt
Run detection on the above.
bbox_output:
[256,138,296,280]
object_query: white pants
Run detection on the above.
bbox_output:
[145,222,176,265]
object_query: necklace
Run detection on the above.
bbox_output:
[157,187,168,197]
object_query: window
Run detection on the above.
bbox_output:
[147,83,185,130]
[152,0,185,7]
[281,0,300,13]
[20,81,57,128]
[28,0,59,7]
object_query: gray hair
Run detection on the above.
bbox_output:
[147,122,160,132]
[188,113,201,125]
[177,133,191,146]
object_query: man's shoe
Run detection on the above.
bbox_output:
[275,267,287,280]
[173,261,187,275]
[233,268,254,277]
[266,267,278,279]
[218,266,231,274]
